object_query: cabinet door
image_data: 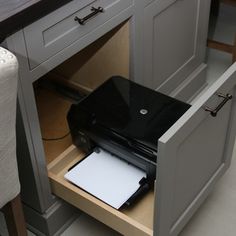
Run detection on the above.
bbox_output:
[154,63,236,236]
[142,0,211,94]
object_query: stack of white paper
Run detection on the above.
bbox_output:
[64,148,146,209]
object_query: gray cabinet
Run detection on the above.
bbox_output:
[135,0,211,100]
[3,0,234,236]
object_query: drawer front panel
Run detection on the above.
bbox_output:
[155,63,236,236]
[23,0,133,69]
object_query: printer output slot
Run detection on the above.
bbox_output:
[127,140,157,157]
[83,130,156,182]
[108,128,158,157]
[86,125,157,165]
[96,124,158,161]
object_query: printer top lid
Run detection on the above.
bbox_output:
[77,76,191,151]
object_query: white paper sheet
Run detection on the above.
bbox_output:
[64,148,146,209]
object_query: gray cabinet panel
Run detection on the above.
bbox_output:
[6,31,55,213]
[16,103,42,211]
[23,0,133,69]
[155,63,236,236]
[142,0,211,94]
[3,0,215,234]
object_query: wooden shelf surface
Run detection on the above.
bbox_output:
[48,145,154,236]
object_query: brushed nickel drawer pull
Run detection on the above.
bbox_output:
[204,93,233,117]
[74,7,104,25]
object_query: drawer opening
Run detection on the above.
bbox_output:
[34,20,154,236]
[44,20,130,95]
[34,20,130,164]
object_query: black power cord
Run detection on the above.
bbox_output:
[42,131,71,141]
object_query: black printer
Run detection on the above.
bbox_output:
[67,76,190,185]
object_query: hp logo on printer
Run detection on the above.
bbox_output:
[140,109,148,115]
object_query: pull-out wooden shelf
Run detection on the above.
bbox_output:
[47,145,154,236]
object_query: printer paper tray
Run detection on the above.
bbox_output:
[48,145,154,236]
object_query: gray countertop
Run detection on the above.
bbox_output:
[0,0,72,42]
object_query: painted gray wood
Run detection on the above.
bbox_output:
[170,64,207,103]
[2,0,216,235]
[23,200,77,236]
[141,0,211,95]
[23,0,133,69]
[8,6,134,84]
[0,0,72,42]
[155,63,236,236]
[6,32,55,212]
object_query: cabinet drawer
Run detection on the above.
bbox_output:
[23,0,133,69]
[48,145,154,236]
[47,63,236,236]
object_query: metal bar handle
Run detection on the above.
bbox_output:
[204,93,233,117]
[74,7,104,25]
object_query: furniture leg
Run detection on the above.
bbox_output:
[2,194,27,236]
[233,33,236,62]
